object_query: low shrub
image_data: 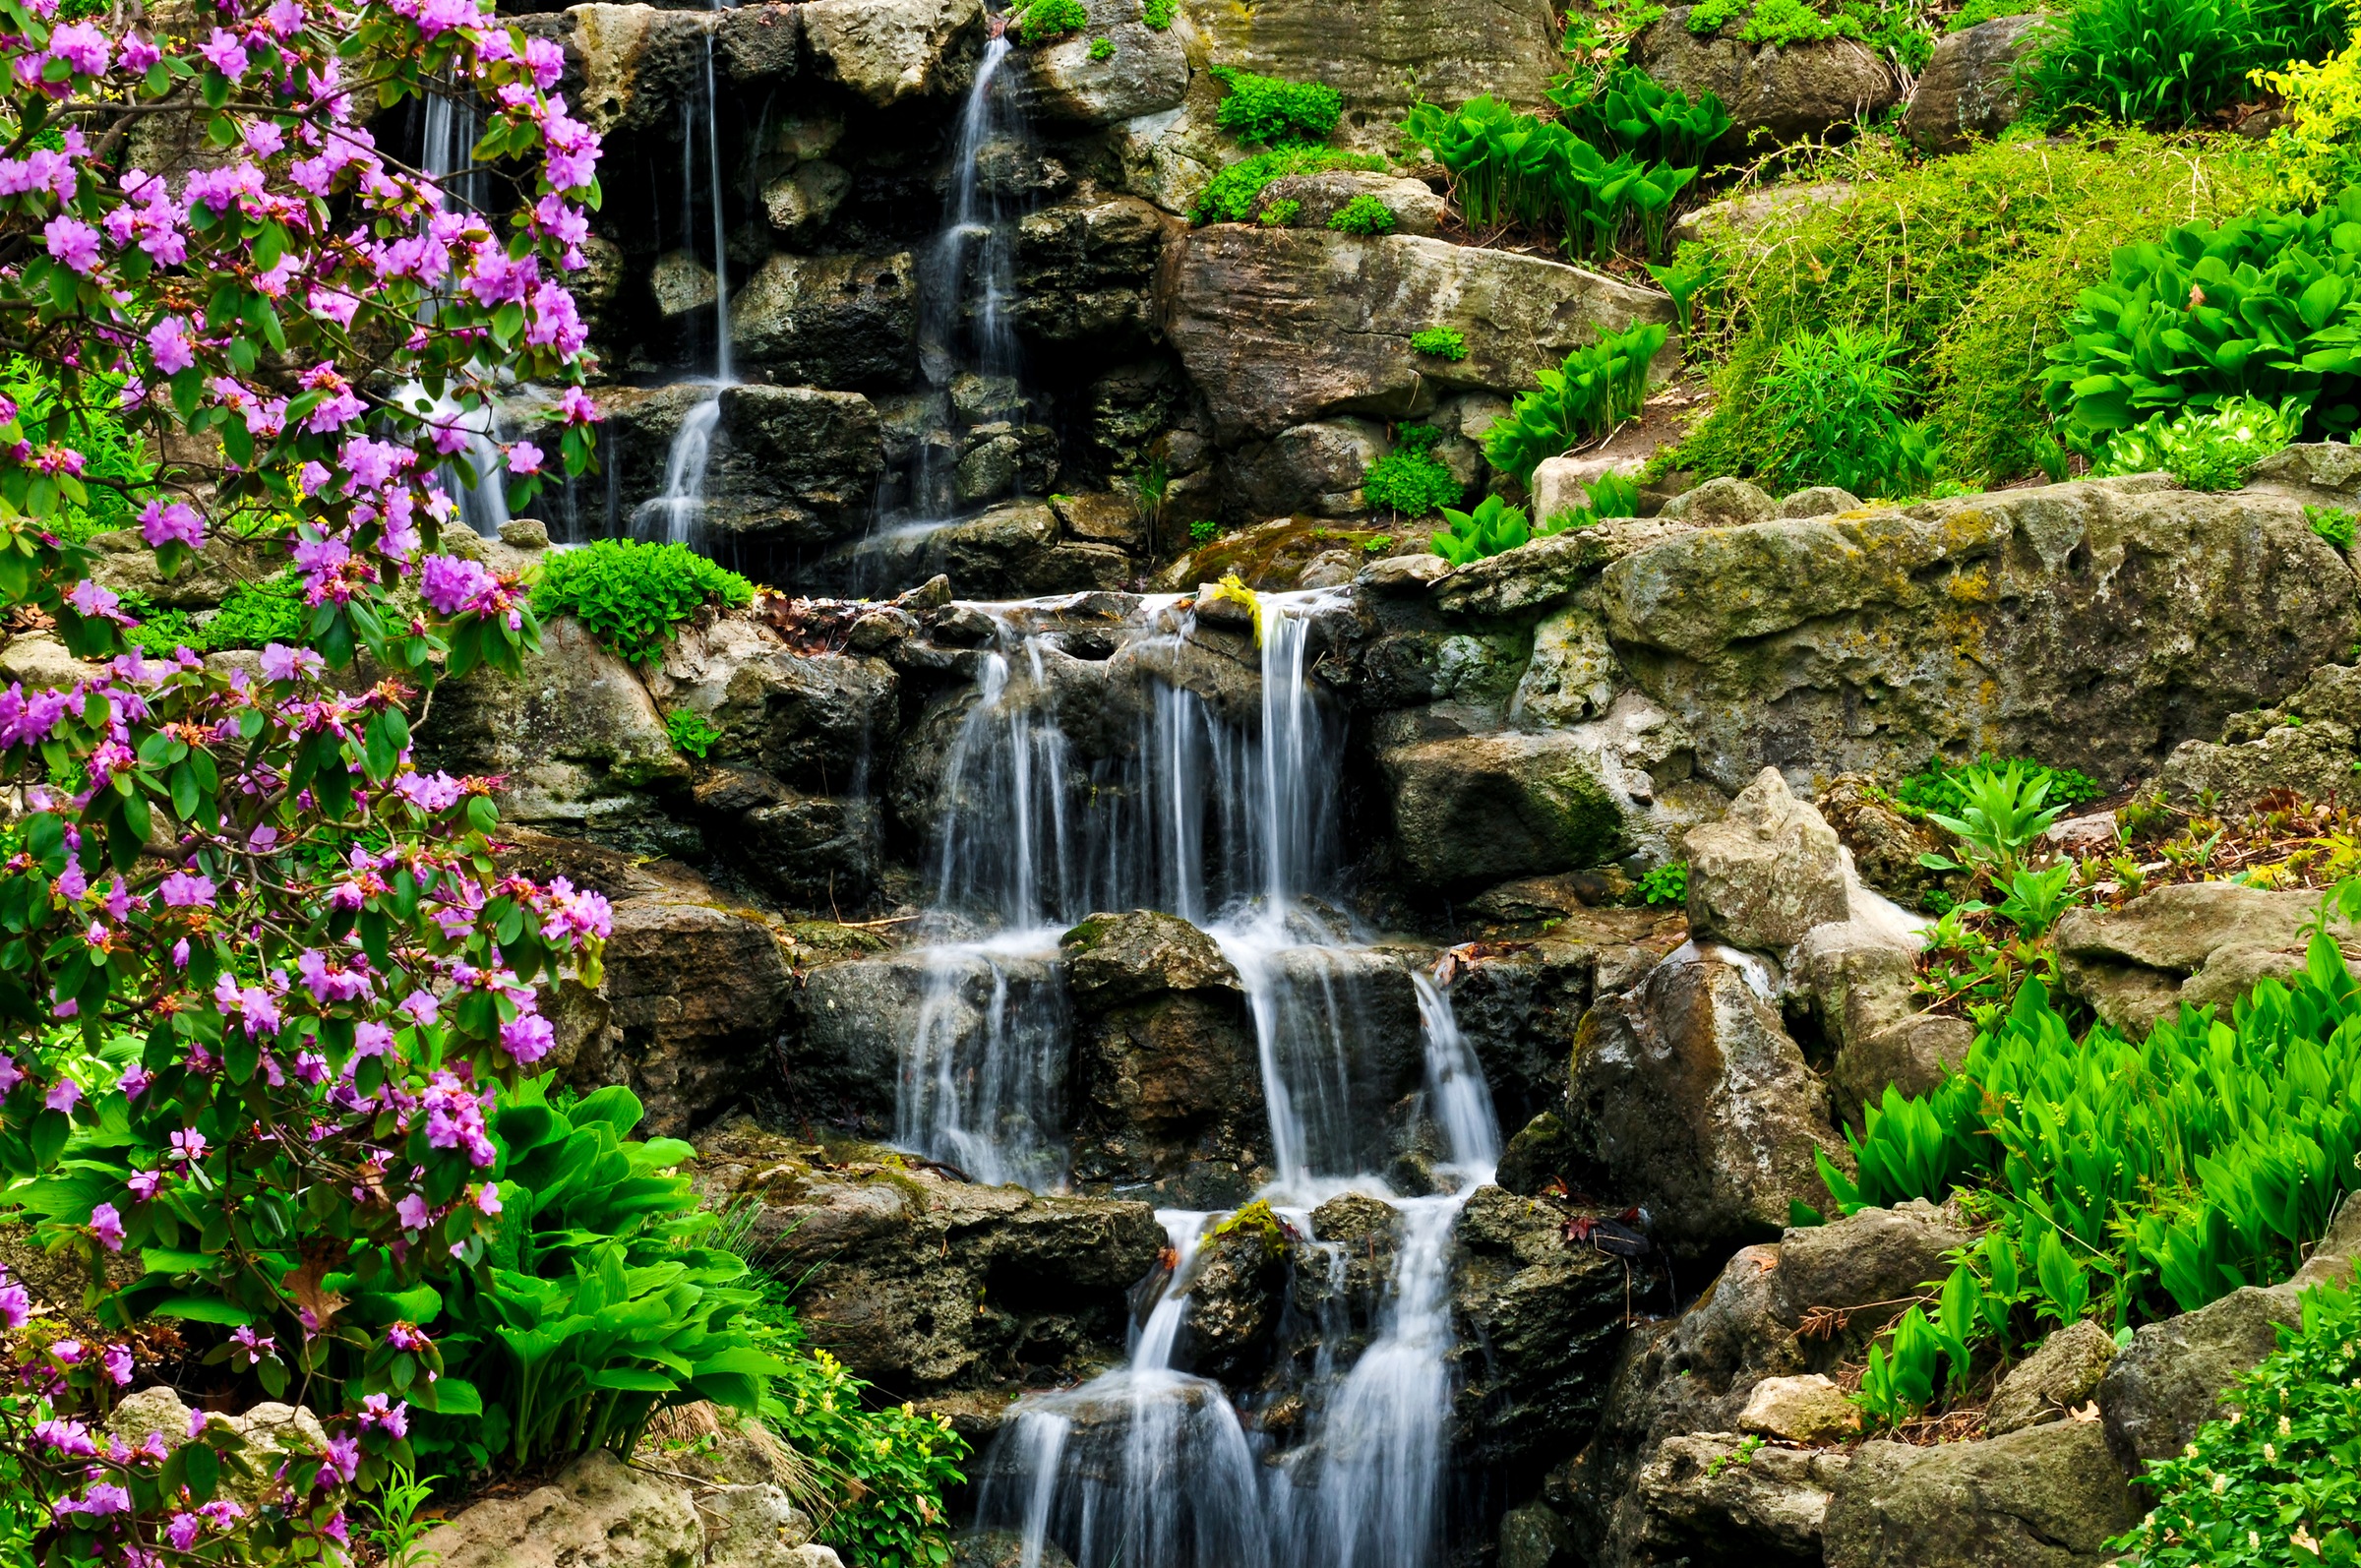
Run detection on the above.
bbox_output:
[1410,327,1469,360]
[121,570,312,659]
[666,707,723,757]
[2259,23,2361,205]
[1257,198,1302,226]
[2018,0,2344,131]
[1328,193,1397,234]
[1680,0,1931,65]
[1088,35,1114,59]
[1671,132,2273,489]
[2089,396,2302,490]
[1429,494,1534,564]
[1012,0,1088,45]
[2110,1269,2361,1567]
[1756,326,1941,499]
[1192,147,1386,224]
[531,538,756,665]
[1362,425,1465,516]
[1483,320,1668,485]
[1646,242,1721,334]
[1207,64,1344,147]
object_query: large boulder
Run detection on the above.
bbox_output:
[1011,195,1173,353]
[1449,1185,1649,1473]
[565,5,721,135]
[598,384,884,548]
[412,1450,703,1568]
[1683,767,1850,953]
[1378,729,1627,893]
[801,0,980,106]
[1160,228,1674,442]
[1566,943,1852,1261]
[1061,911,1269,1205]
[1600,478,2360,792]
[413,615,691,851]
[1632,9,1901,146]
[1821,1421,2139,1568]
[731,251,919,388]
[1901,14,2049,151]
[2051,881,2354,1038]
[643,615,899,792]
[693,1122,1167,1394]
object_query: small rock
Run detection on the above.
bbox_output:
[1985,1320,2117,1436]
[2042,811,2118,855]
[1533,452,1653,522]
[1659,475,1778,526]
[1497,1499,1578,1568]
[1778,485,1862,518]
[1613,1432,1853,1564]
[1901,13,2049,153]
[650,249,719,319]
[1685,767,1851,953]
[1739,1372,1863,1443]
[2098,1285,2303,1472]
[501,516,551,550]
[1358,552,1452,592]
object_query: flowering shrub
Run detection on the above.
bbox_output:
[0,0,629,1551]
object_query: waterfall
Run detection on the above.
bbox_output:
[411,83,512,538]
[902,589,1506,1568]
[636,12,736,548]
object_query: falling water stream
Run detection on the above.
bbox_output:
[407,85,513,537]
[894,591,1504,1567]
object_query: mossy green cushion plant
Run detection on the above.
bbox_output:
[531,538,757,665]
[1191,146,1385,224]
[1410,327,1469,360]
[1362,425,1464,517]
[1328,193,1397,234]
[1206,64,1344,146]
[1012,0,1089,44]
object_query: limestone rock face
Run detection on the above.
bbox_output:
[1449,1185,1652,1472]
[1600,479,2359,791]
[414,616,689,847]
[1567,944,1851,1261]
[1618,1434,1853,1566]
[824,500,1129,600]
[1901,14,2048,152]
[596,383,884,548]
[2052,882,2352,1037]
[1633,10,1901,144]
[1009,0,1189,123]
[1161,228,1674,441]
[1256,170,1449,237]
[1379,729,1628,892]
[568,5,722,135]
[1821,1421,2139,1568]
[1684,767,1851,953]
[413,1450,704,1568]
[1180,0,1560,154]
[645,616,900,792]
[731,252,919,388]
[695,1122,1167,1392]
[802,0,981,106]
[2160,717,2360,805]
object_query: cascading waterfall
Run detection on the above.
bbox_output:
[896,589,1505,1568]
[636,10,735,547]
[408,84,512,538]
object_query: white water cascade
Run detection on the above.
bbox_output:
[410,85,512,538]
[635,9,736,547]
[897,590,1505,1568]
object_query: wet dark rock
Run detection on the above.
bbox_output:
[731,251,919,388]
[644,617,899,794]
[1379,731,1628,894]
[1615,1433,1853,1567]
[1010,196,1172,355]
[1180,1202,1295,1383]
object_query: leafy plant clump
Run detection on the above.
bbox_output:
[1329,193,1397,234]
[2089,396,2302,491]
[2310,504,2359,549]
[1192,147,1387,224]
[1671,131,2273,489]
[1258,198,1302,226]
[531,538,757,665]
[1362,425,1466,517]
[1757,325,1940,498]
[1891,753,2103,822]
[120,570,313,660]
[1637,860,1688,905]
[1190,517,1223,543]
[1403,93,1701,262]
[1430,495,1534,565]
[1207,64,1344,147]
[1946,0,2037,28]
[1411,327,1470,360]
[1548,64,1732,170]
[2044,189,2361,451]
[2109,1269,2361,1567]
[1088,35,1115,59]
[1012,0,1089,45]
[666,708,724,758]
[2019,0,2345,131]
[1142,0,1176,26]
[1483,321,1669,485]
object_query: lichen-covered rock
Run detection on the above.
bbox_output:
[1821,1421,2138,1568]
[1601,478,2359,792]
[1160,228,1673,442]
[568,4,722,134]
[644,615,899,792]
[1633,10,1901,145]
[1659,475,1777,526]
[731,251,919,387]
[1779,485,1863,518]
[414,615,690,848]
[1567,944,1852,1261]
[694,1122,1166,1393]
[1900,13,2047,152]
[1684,768,1851,953]
[2158,715,2359,805]
[1739,1373,1862,1443]
[1986,1320,2116,1436]
[106,1387,331,1508]
[1009,0,1188,123]
[85,526,273,608]
[1497,1500,1579,1568]
[801,0,980,106]
[2052,881,2354,1037]
[714,3,804,82]
[1450,1185,1650,1471]
[1379,730,1627,892]
[1615,1433,1853,1566]
[1831,1012,1973,1129]
[412,1450,704,1568]
[1509,605,1625,729]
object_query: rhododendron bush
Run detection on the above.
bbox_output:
[0,0,762,1556]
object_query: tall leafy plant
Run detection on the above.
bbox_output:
[2019,0,2345,130]
[1402,95,1697,262]
[1483,321,1668,485]
[1757,326,1941,499]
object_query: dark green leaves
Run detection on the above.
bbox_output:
[529,538,755,665]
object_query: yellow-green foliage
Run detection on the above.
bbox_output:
[1673,132,2272,488]
[2259,23,2361,205]
[1209,1199,1287,1255]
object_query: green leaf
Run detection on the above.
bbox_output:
[154,1295,259,1326]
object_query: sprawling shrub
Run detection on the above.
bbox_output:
[2044,190,2361,451]
[1756,326,1940,498]
[2111,1269,2361,1567]
[1207,65,1343,147]
[1672,133,2273,487]
[2260,23,2361,204]
[1361,425,1464,517]
[120,571,312,660]
[532,538,757,664]
[1192,147,1386,224]
[2019,0,2344,130]
[1483,321,1668,485]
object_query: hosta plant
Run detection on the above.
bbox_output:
[1430,495,1534,565]
[2089,396,2302,491]
[1483,321,1668,485]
